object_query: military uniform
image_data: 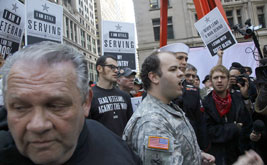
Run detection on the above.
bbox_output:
[123,94,202,165]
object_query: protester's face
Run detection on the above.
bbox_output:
[245,68,251,76]
[211,71,229,94]
[174,52,188,73]
[194,77,200,88]
[6,61,90,165]
[117,74,135,92]
[229,69,241,86]
[185,70,196,85]
[158,53,184,101]
[100,58,118,83]
[204,80,212,88]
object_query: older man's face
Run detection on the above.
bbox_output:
[6,61,90,164]
[117,74,135,92]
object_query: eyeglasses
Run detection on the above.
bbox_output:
[185,74,196,78]
[102,64,118,71]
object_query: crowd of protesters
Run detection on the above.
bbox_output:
[0,41,266,165]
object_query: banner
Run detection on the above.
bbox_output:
[25,0,63,45]
[102,20,136,70]
[188,42,259,88]
[0,0,24,59]
[194,7,237,56]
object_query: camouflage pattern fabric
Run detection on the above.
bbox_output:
[123,94,202,165]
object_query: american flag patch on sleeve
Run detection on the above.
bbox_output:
[148,136,169,150]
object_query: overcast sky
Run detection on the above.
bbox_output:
[119,0,135,23]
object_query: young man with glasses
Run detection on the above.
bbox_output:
[88,55,133,137]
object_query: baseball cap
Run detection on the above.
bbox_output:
[118,68,136,77]
[202,75,210,84]
[134,78,142,85]
[159,43,189,54]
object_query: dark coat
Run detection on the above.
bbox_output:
[174,82,209,150]
[251,113,267,164]
[0,120,141,165]
[203,91,252,165]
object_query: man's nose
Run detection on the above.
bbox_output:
[26,108,52,134]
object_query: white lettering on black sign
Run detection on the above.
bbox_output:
[97,96,127,114]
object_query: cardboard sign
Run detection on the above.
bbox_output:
[25,0,63,45]
[102,20,136,70]
[0,0,25,59]
[194,7,237,56]
[131,96,142,112]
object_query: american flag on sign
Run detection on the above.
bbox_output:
[148,136,169,150]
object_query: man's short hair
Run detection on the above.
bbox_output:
[244,66,252,74]
[1,41,89,103]
[95,55,117,75]
[140,51,162,90]
[186,63,197,73]
[209,65,229,79]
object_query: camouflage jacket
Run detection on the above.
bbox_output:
[123,94,202,165]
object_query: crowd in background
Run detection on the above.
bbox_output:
[0,41,266,165]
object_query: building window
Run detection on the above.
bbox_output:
[65,17,69,39]
[150,0,159,9]
[257,6,266,28]
[226,10,234,28]
[81,30,85,48]
[149,0,169,9]
[74,24,77,43]
[90,73,94,81]
[70,20,73,41]
[236,9,242,26]
[194,13,198,22]
[92,38,96,54]
[87,34,91,51]
[152,17,174,41]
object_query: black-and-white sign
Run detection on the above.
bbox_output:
[102,21,136,70]
[25,0,63,45]
[0,0,24,59]
[194,7,237,56]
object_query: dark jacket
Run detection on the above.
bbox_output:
[0,120,141,165]
[0,106,7,131]
[203,91,252,165]
[251,113,267,164]
[174,82,209,150]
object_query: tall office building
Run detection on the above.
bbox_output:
[133,0,267,67]
[94,0,135,55]
[60,0,98,82]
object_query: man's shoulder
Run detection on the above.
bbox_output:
[85,120,141,164]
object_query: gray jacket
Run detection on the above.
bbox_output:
[123,94,202,165]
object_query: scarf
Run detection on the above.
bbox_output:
[212,90,232,117]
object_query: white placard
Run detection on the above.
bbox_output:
[131,96,142,112]
[102,20,136,70]
[0,0,25,58]
[194,7,237,56]
[25,0,63,45]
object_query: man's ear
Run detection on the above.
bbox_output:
[117,77,121,85]
[83,89,93,117]
[96,65,102,74]
[148,71,159,85]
